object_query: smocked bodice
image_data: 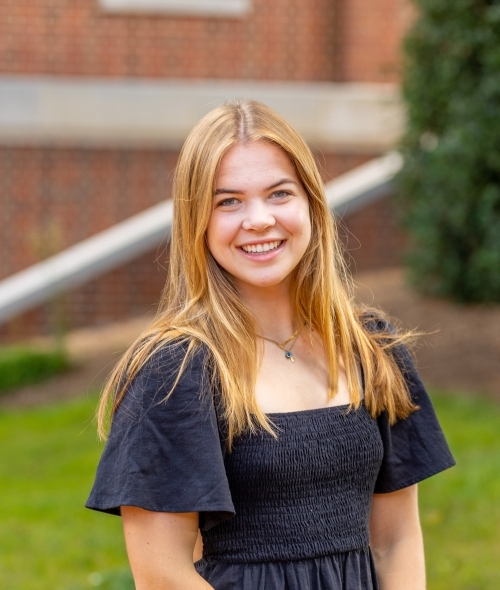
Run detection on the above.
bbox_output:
[201,404,384,563]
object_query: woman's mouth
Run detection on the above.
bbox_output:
[240,240,283,254]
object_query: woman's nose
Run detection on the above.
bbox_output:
[241,201,276,231]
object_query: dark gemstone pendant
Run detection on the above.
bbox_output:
[285,350,295,362]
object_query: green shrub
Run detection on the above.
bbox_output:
[398,0,500,302]
[0,345,70,393]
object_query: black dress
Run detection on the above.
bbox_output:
[86,340,455,590]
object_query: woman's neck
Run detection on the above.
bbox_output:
[236,282,297,341]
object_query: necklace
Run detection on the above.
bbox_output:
[260,325,302,362]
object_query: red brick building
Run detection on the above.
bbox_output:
[0,0,412,340]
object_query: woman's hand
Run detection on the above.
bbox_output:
[370,485,425,590]
[121,506,214,590]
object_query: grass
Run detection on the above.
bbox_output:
[420,392,500,590]
[0,390,498,589]
[0,395,132,590]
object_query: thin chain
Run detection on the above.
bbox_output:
[260,325,302,350]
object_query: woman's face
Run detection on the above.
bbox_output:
[206,140,311,296]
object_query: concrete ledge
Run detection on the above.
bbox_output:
[0,76,403,151]
[99,0,251,17]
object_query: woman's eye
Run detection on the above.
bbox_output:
[271,190,291,199]
[216,197,239,207]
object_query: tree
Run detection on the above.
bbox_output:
[398,0,500,302]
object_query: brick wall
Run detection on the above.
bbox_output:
[339,193,406,272]
[0,0,336,81]
[316,152,374,183]
[333,0,415,82]
[0,0,412,82]
[0,147,178,280]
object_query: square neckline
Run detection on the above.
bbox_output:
[265,401,357,418]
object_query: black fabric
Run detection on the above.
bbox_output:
[195,549,379,590]
[85,342,235,530]
[201,404,384,563]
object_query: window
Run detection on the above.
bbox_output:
[99,0,251,17]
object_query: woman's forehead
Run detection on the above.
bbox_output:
[215,141,299,191]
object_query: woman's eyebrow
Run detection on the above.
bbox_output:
[214,187,243,195]
[214,177,298,195]
[265,177,298,190]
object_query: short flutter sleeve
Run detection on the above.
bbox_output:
[373,339,456,494]
[85,342,235,530]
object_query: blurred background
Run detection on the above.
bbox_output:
[0,1,498,589]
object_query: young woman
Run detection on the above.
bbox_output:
[87,100,455,590]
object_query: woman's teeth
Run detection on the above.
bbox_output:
[241,240,282,253]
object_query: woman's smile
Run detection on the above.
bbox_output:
[239,239,283,254]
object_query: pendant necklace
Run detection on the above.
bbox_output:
[260,325,302,363]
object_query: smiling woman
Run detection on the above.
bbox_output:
[86,100,455,590]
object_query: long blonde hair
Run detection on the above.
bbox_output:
[97,99,417,446]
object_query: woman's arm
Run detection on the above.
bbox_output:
[369,484,425,590]
[121,506,214,590]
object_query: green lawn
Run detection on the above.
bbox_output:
[0,391,498,589]
[0,396,133,590]
[420,393,500,590]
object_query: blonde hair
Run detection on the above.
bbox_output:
[97,99,417,446]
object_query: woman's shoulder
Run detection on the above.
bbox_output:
[138,337,209,375]
[143,338,208,379]
[115,338,212,420]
